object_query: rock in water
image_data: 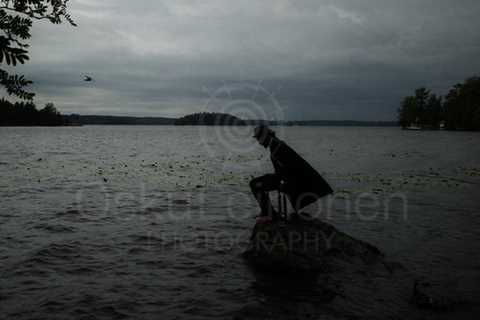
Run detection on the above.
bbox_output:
[240,214,467,319]
[240,214,416,319]
[243,214,384,275]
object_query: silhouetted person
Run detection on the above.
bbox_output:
[250,125,333,220]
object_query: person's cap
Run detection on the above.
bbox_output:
[253,125,271,138]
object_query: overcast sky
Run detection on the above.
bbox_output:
[4,0,480,120]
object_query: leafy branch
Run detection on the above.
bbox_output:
[0,67,34,99]
[0,0,76,100]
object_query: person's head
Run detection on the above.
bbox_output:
[253,125,275,148]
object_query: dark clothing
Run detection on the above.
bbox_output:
[269,137,333,211]
[250,137,333,215]
[249,174,281,217]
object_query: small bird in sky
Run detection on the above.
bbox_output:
[84,75,93,82]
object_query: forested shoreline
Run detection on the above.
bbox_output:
[398,77,480,130]
[0,99,67,126]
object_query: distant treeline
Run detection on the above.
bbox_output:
[1,103,398,127]
[0,98,66,126]
[282,120,397,127]
[174,112,398,127]
[175,112,246,125]
[398,76,480,130]
[69,115,175,125]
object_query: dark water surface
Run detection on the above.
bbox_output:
[1,126,479,319]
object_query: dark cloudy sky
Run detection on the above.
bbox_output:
[5,0,480,120]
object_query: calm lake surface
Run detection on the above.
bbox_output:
[1,126,479,319]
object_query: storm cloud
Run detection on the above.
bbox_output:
[4,0,480,120]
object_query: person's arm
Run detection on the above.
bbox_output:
[269,137,286,174]
[271,155,282,175]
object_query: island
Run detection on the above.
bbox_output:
[174,112,246,126]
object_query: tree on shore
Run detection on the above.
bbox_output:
[398,88,443,129]
[0,98,63,125]
[398,76,479,130]
[424,93,443,129]
[39,102,63,125]
[414,88,430,125]
[443,77,480,130]
[398,96,417,128]
[0,0,76,100]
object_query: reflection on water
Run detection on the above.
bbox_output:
[1,126,479,319]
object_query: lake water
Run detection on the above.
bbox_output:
[1,126,479,319]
